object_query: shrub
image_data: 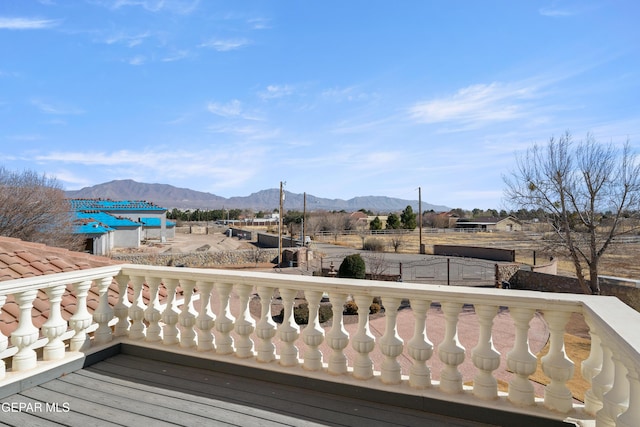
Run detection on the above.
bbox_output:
[343,300,358,315]
[338,254,366,279]
[369,302,382,314]
[273,303,333,325]
[363,238,385,252]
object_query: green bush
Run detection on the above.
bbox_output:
[343,300,358,315]
[338,254,366,279]
[273,303,333,325]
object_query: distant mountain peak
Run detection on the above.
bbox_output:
[65,180,450,212]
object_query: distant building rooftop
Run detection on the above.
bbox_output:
[69,199,166,212]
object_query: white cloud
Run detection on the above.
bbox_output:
[408,82,537,128]
[162,50,190,62]
[128,55,146,65]
[207,100,243,117]
[199,38,250,52]
[31,99,84,115]
[248,18,271,30]
[104,31,151,47]
[0,17,60,30]
[107,0,200,15]
[259,84,294,100]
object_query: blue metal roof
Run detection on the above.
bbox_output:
[139,218,175,227]
[75,212,141,228]
[69,199,166,212]
[74,220,114,235]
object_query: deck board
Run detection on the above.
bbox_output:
[1,354,492,427]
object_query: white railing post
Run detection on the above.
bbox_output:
[506,307,537,406]
[327,292,349,375]
[195,280,215,352]
[302,290,324,371]
[0,295,6,378]
[589,342,614,416]
[582,316,604,415]
[214,282,235,355]
[255,285,276,363]
[161,278,180,345]
[541,310,575,413]
[277,288,300,367]
[471,304,500,400]
[438,302,465,394]
[69,280,93,352]
[407,298,433,389]
[144,276,162,342]
[178,279,197,348]
[42,285,68,360]
[352,294,375,380]
[379,297,403,385]
[113,274,131,337]
[128,276,147,340]
[93,277,115,344]
[234,284,255,359]
[617,354,640,427]
[597,352,629,427]
[10,289,39,370]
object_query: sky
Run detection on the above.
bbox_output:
[1,1,639,210]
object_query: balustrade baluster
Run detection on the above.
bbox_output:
[582,317,604,415]
[255,286,276,363]
[407,298,433,389]
[541,310,575,413]
[617,354,640,427]
[302,290,324,371]
[42,285,68,360]
[438,302,465,393]
[195,281,215,351]
[379,297,403,385]
[113,274,131,337]
[178,279,197,348]
[11,290,39,370]
[234,284,255,358]
[128,276,147,340]
[506,307,537,406]
[588,343,614,416]
[278,288,299,367]
[597,352,629,427]
[93,277,114,344]
[352,294,375,380]
[144,276,162,342]
[161,278,180,345]
[471,304,500,399]
[69,280,93,352]
[0,295,6,378]
[214,282,235,355]
[327,292,349,375]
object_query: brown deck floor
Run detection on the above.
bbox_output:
[0,354,494,427]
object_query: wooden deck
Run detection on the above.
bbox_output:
[0,354,493,427]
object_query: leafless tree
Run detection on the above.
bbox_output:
[390,233,404,253]
[0,167,84,250]
[503,132,640,294]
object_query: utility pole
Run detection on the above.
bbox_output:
[419,186,424,254]
[303,192,306,244]
[278,181,284,267]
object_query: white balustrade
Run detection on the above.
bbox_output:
[326,292,349,375]
[1,264,640,427]
[144,276,163,342]
[351,294,375,380]
[214,282,235,355]
[42,285,68,360]
[69,280,93,352]
[407,298,433,389]
[161,278,180,345]
[471,304,500,399]
[438,302,465,394]
[541,310,574,413]
[93,277,114,345]
[195,280,215,351]
[277,288,299,367]
[178,279,197,348]
[301,290,324,371]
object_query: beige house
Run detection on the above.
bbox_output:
[455,216,522,232]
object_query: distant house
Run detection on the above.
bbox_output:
[70,199,170,254]
[454,216,522,232]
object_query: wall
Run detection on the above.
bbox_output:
[257,232,301,248]
[113,227,141,248]
[433,245,515,262]
[112,248,279,268]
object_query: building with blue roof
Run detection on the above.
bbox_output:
[70,199,172,255]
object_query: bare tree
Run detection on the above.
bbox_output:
[503,132,640,294]
[0,167,83,250]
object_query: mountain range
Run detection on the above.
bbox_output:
[65,179,450,213]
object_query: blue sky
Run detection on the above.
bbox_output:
[1,1,639,210]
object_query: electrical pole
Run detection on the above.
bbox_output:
[419,186,424,254]
[278,181,284,267]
